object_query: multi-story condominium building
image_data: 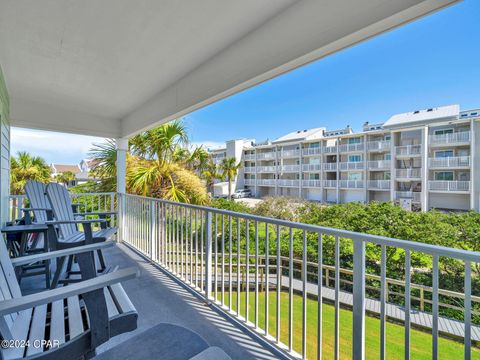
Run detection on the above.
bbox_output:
[209,104,480,211]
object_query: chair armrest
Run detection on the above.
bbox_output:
[76,211,117,216]
[20,207,51,212]
[0,267,139,316]
[45,219,106,225]
[11,241,115,266]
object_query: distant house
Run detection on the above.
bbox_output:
[50,160,98,187]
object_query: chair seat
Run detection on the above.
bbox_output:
[2,282,136,360]
[60,227,118,245]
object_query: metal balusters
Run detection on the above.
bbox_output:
[200,210,204,293]
[276,225,281,344]
[380,245,386,360]
[265,223,269,337]
[214,214,218,301]
[176,206,180,276]
[334,236,340,360]
[246,220,250,323]
[302,230,307,359]
[317,234,322,360]
[288,228,293,352]
[404,250,411,360]
[221,215,225,306]
[180,207,184,279]
[352,239,365,360]
[189,208,193,284]
[229,216,233,311]
[205,211,213,300]
[195,210,199,289]
[465,261,472,360]
[237,218,241,316]
[432,255,439,360]
[255,221,259,329]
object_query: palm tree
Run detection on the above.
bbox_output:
[10,151,51,195]
[202,160,222,195]
[88,139,117,192]
[220,157,241,199]
[55,171,75,187]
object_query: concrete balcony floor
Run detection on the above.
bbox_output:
[20,243,277,360]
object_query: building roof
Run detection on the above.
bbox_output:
[51,164,81,174]
[272,127,325,144]
[383,104,460,129]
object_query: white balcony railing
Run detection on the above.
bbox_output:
[302,147,321,156]
[339,143,364,153]
[429,131,471,146]
[339,180,364,189]
[302,163,321,172]
[395,191,422,203]
[302,179,321,187]
[256,179,276,186]
[280,149,301,158]
[367,140,391,152]
[278,164,300,172]
[257,165,277,173]
[395,168,422,179]
[367,160,391,169]
[244,179,255,186]
[256,151,276,160]
[339,161,364,171]
[428,156,471,168]
[323,180,337,188]
[428,181,471,192]
[395,145,422,156]
[243,167,255,173]
[323,145,337,153]
[243,154,255,161]
[368,180,391,189]
[277,179,300,187]
[323,163,338,171]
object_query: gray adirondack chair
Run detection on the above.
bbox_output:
[45,183,118,288]
[0,239,138,360]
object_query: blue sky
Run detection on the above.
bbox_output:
[12,0,479,163]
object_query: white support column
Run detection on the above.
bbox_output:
[116,138,128,242]
[421,127,429,211]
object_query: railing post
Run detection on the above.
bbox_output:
[118,193,125,243]
[205,211,213,302]
[150,200,156,261]
[352,239,365,360]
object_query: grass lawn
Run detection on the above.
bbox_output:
[214,289,479,359]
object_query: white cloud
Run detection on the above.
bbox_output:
[11,127,106,164]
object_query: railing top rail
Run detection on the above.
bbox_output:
[123,193,480,262]
[70,192,116,196]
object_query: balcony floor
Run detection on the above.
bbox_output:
[20,243,278,360]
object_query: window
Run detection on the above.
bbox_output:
[384,135,391,141]
[349,155,361,162]
[310,174,320,180]
[348,172,362,180]
[385,154,391,160]
[434,129,453,136]
[310,143,320,148]
[435,172,454,181]
[435,150,454,158]
[384,172,391,180]
[348,137,361,144]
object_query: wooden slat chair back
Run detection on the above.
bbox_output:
[0,240,138,360]
[44,183,78,240]
[24,181,49,224]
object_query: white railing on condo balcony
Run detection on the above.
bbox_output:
[244,179,255,186]
[121,194,480,359]
[302,180,321,187]
[339,180,364,189]
[367,180,391,189]
[244,167,255,173]
[395,191,422,203]
[395,144,422,156]
[323,145,337,153]
[257,165,277,173]
[339,143,364,153]
[428,156,471,168]
[281,149,301,158]
[257,179,276,186]
[244,154,255,161]
[429,131,471,146]
[277,179,300,187]
[9,192,116,223]
[428,181,471,192]
[395,168,422,179]
[339,161,364,171]
[323,162,337,171]
[302,163,321,172]
[323,180,337,188]
[367,160,391,169]
[302,147,321,156]
[256,151,276,160]
[367,140,391,152]
[278,164,300,172]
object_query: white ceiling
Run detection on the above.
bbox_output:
[0,0,459,138]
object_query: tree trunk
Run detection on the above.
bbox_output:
[228,177,232,200]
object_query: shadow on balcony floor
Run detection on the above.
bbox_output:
[20,243,278,360]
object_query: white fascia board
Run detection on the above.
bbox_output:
[10,97,121,138]
[121,0,459,137]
